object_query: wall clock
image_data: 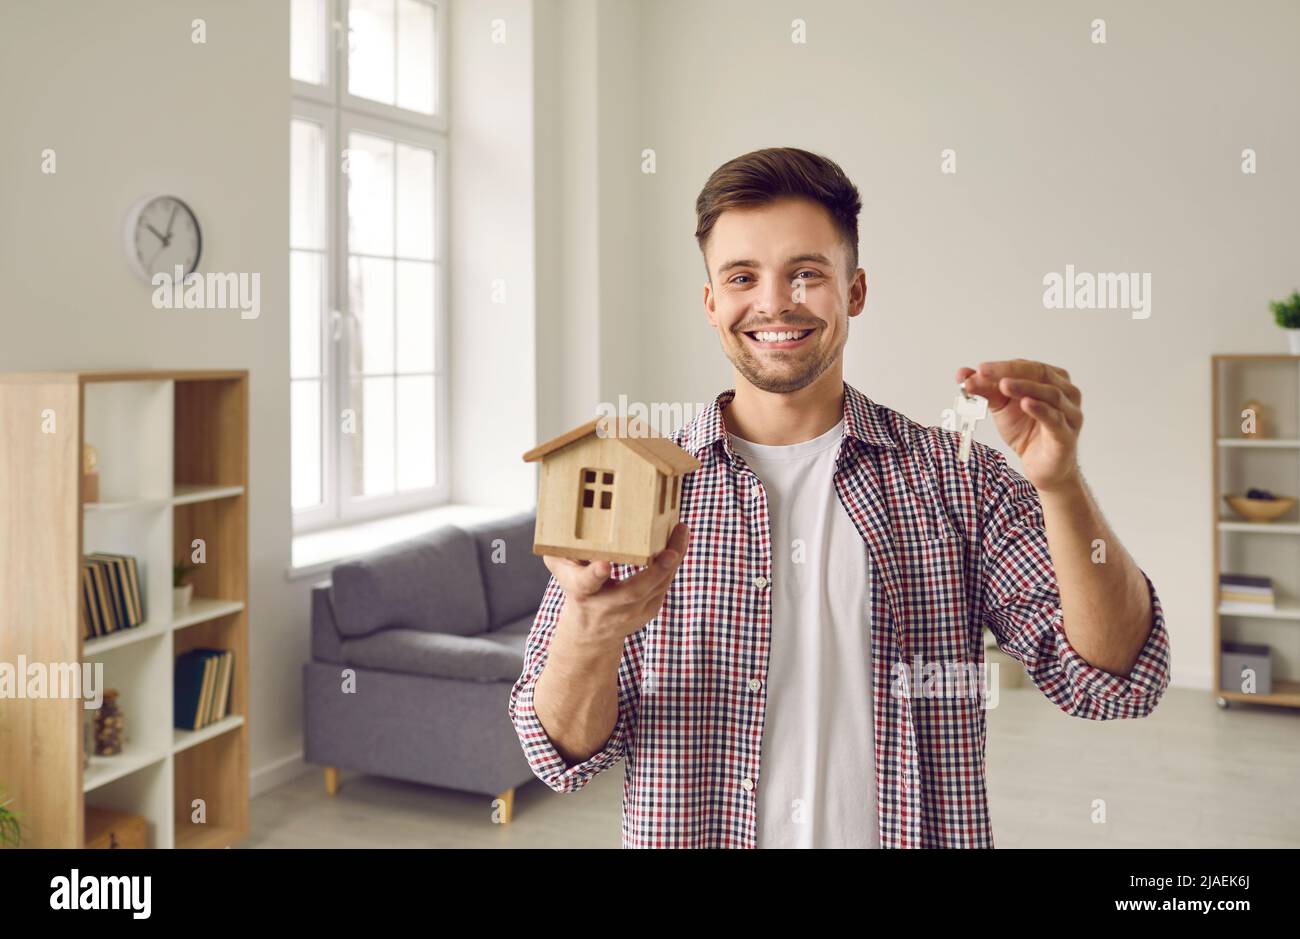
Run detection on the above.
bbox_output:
[124,194,202,281]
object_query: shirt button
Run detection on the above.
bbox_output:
[748,678,761,692]
[753,575,768,589]
[741,777,755,792]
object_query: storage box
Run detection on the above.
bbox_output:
[84,806,148,849]
[1220,641,1272,695]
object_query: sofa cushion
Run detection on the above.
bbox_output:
[340,629,522,682]
[329,526,489,638]
[460,511,551,631]
[478,614,535,659]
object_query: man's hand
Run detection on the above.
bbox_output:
[956,359,1083,496]
[543,522,690,649]
[531,524,690,766]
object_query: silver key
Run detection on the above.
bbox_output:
[955,384,988,464]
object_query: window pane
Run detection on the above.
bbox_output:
[395,260,434,374]
[352,376,395,497]
[290,0,327,85]
[347,132,394,256]
[291,379,322,510]
[348,257,395,375]
[291,250,324,379]
[291,119,327,250]
[396,375,435,491]
[397,0,435,114]
[348,0,395,106]
[396,143,434,260]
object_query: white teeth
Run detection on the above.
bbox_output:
[752,329,809,343]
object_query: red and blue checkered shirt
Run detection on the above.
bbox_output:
[509,382,1171,848]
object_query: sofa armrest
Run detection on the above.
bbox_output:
[311,581,345,663]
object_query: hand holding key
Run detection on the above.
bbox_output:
[954,383,988,464]
[955,360,1084,496]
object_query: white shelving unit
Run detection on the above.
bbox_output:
[0,369,250,849]
[1211,355,1300,709]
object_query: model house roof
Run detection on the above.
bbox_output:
[522,415,700,476]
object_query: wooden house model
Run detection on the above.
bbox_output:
[523,415,700,566]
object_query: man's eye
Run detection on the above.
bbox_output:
[729,275,752,285]
[794,270,820,279]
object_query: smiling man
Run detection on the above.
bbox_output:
[509,147,1171,848]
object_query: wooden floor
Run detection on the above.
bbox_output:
[243,685,1299,848]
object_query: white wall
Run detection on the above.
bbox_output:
[449,0,539,507]
[623,0,1300,690]
[533,0,644,442]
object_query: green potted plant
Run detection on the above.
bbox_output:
[1270,290,1300,353]
[173,559,198,613]
[0,784,23,848]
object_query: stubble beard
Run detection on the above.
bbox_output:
[728,319,848,394]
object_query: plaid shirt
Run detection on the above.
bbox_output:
[509,381,1171,848]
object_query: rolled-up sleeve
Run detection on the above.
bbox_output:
[507,573,639,791]
[977,449,1171,720]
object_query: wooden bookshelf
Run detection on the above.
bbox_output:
[1211,355,1300,709]
[0,369,249,848]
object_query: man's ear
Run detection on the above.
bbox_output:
[703,280,717,328]
[847,268,868,318]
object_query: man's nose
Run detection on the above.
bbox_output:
[755,276,798,316]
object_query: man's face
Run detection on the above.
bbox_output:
[703,196,866,394]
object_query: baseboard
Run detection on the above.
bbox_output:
[1170,667,1213,692]
[251,750,312,798]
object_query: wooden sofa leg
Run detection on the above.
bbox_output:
[495,787,515,824]
[324,767,339,796]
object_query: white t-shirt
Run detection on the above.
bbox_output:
[728,417,878,849]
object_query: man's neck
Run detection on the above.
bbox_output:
[722,367,845,446]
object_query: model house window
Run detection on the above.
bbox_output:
[657,472,666,513]
[290,0,449,532]
[671,476,678,510]
[582,469,615,510]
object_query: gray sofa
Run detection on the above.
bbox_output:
[302,510,550,821]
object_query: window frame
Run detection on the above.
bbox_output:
[290,99,339,532]
[291,0,450,535]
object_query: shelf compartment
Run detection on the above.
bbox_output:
[83,380,173,503]
[173,729,246,849]
[174,378,246,490]
[1215,357,1298,439]
[84,758,170,849]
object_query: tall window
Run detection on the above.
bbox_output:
[291,0,449,532]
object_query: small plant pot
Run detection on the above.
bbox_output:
[173,584,194,613]
[1287,329,1300,355]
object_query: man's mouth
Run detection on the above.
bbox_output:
[742,327,816,349]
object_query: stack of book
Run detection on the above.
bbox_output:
[174,648,235,731]
[1219,573,1275,613]
[81,553,145,639]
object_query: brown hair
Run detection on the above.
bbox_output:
[694,147,863,277]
